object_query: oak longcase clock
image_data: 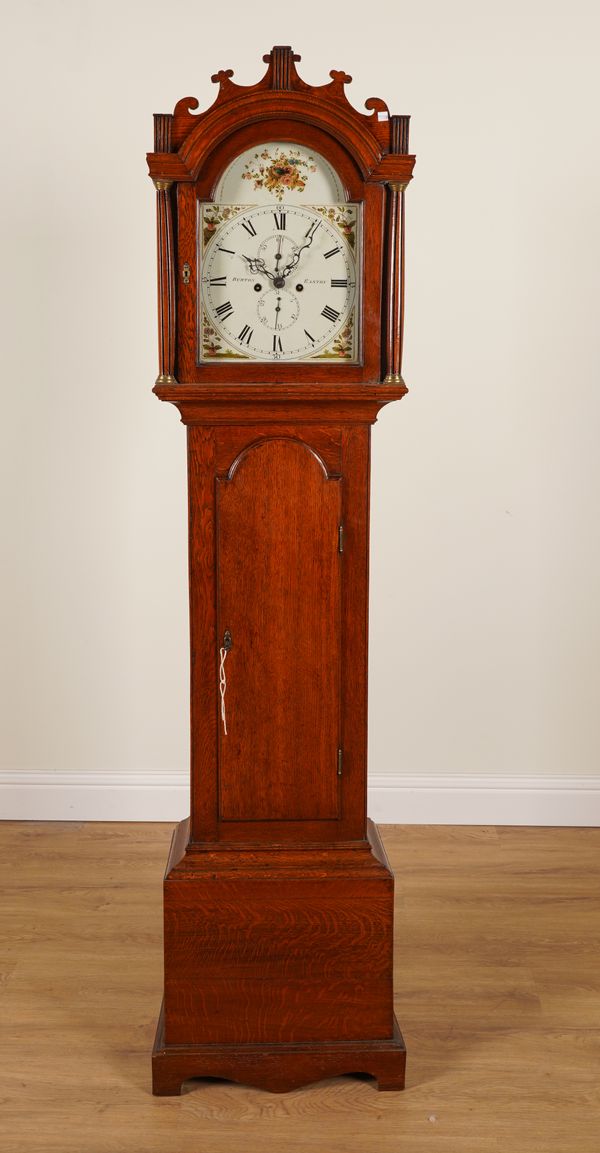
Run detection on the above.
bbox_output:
[148,46,415,1095]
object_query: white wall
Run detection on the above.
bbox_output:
[1,0,599,822]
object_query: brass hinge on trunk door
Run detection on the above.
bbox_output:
[338,524,344,553]
[337,748,343,777]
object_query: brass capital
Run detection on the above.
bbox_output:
[153,178,174,192]
[387,181,408,194]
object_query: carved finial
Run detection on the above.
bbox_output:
[330,69,352,85]
[263,46,301,90]
[211,68,234,86]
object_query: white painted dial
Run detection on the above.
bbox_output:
[199,203,359,363]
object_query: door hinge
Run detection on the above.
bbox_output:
[338,524,344,553]
[337,748,343,777]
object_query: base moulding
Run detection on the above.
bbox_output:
[152,1002,407,1095]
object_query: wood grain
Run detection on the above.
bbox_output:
[185,422,378,847]
[187,426,218,843]
[163,875,393,1046]
[2,822,600,1151]
[153,381,408,425]
[216,438,342,823]
[154,1004,405,1094]
[160,821,398,1060]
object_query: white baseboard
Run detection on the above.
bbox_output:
[0,770,189,822]
[368,775,600,826]
[1,770,600,825]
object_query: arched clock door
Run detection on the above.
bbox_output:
[216,437,342,827]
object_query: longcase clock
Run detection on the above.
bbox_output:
[147,46,415,1095]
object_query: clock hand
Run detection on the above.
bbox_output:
[243,255,276,281]
[281,223,319,278]
[280,246,306,278]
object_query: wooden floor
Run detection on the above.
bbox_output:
[2,822,600,1152]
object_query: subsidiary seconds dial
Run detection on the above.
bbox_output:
[200,203,358,362]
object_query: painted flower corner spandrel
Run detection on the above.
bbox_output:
[241,149,317,202]
[201,309,249,360]
[202,204,253,249]
[314,205,357,250]
[314,317,355,360]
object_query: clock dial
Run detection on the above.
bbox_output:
[199,203,359,363]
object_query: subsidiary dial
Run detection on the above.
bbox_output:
[257,233,298,284]
[257,288,300,332]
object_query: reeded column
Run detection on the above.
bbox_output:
[383,181,408,383]
[153,177,177,385]
[383,113,410,383]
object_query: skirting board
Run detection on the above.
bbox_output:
[1,771,600,826]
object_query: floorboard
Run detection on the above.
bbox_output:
[1,821,599,1152]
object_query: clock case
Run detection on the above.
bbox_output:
[148,46,415,1095]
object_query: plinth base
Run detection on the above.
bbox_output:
[152,1002,406,1095]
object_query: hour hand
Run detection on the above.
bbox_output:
[243,255,275,280]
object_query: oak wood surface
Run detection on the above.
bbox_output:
[159,821,399,1062]
[154,1003,405,1094]
[186,422,372,846]
[162,839,394,1046]
[216,438,342,823]
[153,380,408,425]
[2,822,600,1151]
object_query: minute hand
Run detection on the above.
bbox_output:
[281,223,320,278]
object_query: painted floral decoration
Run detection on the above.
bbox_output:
[316,320,355,360]
[201,311,247,360]
[241,149,317,201]
[314,206,357,250]
[202,204,249,249]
